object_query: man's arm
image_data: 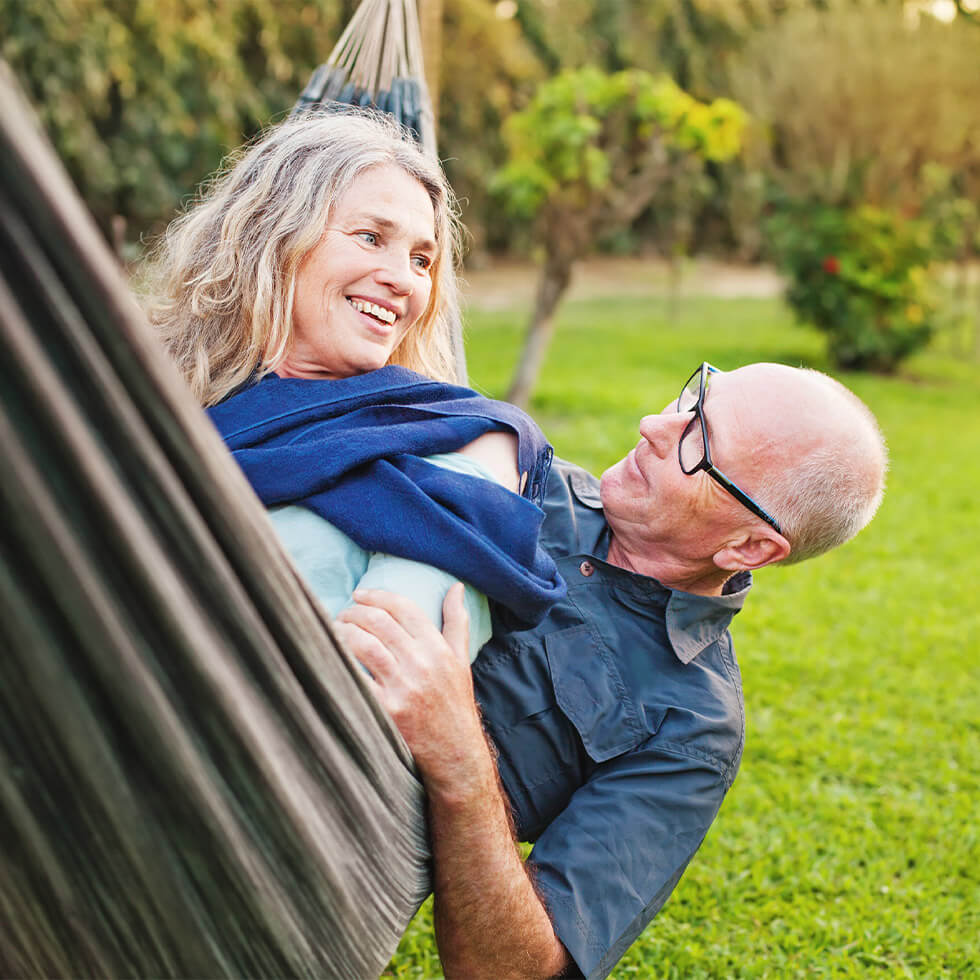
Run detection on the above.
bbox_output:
[334,585,572,980]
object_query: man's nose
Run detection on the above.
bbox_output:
[638,412,685,460]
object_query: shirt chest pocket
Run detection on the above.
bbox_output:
[545,625,650,763]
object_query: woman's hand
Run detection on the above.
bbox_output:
[334,584,488,797]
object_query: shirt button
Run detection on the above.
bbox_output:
[579,560,594,577]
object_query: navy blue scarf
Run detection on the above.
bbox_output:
[208,367,565,626]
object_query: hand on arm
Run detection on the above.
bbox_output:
[334,586,572,979]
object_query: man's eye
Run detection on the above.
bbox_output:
[679,422,706,471]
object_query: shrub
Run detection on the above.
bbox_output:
[766,202,935,372]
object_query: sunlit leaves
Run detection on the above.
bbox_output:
[0,0,346,247]
[492,67,746,226]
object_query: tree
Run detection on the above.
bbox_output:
[1,0,346,250]
[492,67,744,407]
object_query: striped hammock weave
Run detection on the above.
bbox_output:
[0,61,430,980]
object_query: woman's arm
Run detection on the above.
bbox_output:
[457,431,520,494]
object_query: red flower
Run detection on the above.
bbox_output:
[822,255,840,275]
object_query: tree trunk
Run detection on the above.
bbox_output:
[418,0,442,140]
[506,250,574,409]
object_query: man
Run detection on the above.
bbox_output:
[336,362,887,980]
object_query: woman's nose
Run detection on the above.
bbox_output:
[375,248,415,295]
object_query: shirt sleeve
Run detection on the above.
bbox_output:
[525,740,733,980]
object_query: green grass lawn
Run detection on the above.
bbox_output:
[386,295,980,978]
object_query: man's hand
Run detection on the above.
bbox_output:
[334,586,572,980]
[334,584,487,797]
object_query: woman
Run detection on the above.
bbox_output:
[144,111,563,657]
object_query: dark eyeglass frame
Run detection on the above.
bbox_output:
[678,362,783,536]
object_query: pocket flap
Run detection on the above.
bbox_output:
[545,625,645,763]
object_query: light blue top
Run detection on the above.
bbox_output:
[268,452,497,661]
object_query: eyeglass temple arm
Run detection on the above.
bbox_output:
[705,467,783,534]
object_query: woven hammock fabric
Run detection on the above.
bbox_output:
[0,61,430,979]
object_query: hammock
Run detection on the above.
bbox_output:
[0,57,431,980]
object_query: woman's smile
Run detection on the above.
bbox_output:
[346,295,400,327]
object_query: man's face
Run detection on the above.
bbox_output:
[599,367,783,558]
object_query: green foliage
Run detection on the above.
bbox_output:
[1,0,346,246]
[513,0,762,98]
[1,0,547,259]
[492,67,744,224]
[729,6,980,366]
[10,0,980,264]
[437,0,543,255]
[767,203,936,372]
[387,288,980,978]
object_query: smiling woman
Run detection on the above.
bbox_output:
[280,165,437,380]
[144,112,460,405]
[142,110,565,661]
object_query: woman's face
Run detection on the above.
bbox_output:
[280,163,438,380]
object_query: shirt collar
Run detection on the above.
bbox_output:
[666,571,751,664]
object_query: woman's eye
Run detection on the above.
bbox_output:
[357,231,378,245]
[412,254,433,271]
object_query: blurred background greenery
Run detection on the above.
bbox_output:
[4,0,980,389]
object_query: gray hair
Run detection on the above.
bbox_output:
[142,109,463,406]
[759,371,888,564]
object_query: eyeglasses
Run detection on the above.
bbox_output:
[677,362,783,535]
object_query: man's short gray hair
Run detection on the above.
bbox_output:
[759,371,887,565]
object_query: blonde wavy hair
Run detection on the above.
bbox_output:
[142,110,463,406]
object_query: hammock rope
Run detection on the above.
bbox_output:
[293,0,435,155]
[0,60,430,979]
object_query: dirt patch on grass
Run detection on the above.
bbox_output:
[460,256,784,311]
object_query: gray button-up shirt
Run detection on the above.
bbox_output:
[475,459,748,979]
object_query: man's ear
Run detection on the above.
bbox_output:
[713,529,791,572]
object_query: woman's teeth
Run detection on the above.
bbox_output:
[348,298,396,324]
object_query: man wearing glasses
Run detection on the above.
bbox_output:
[338,361,887,980]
